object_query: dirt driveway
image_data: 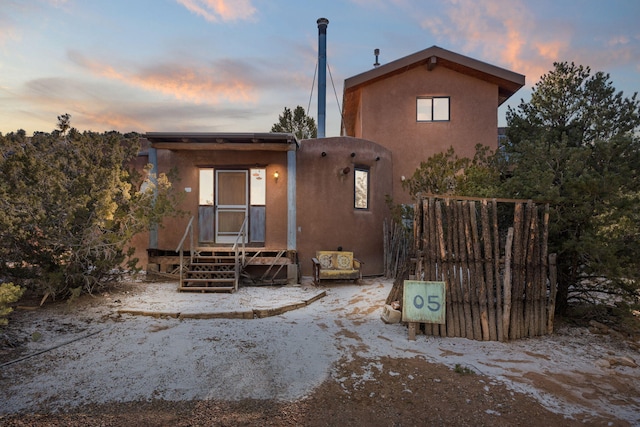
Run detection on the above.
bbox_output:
[1,278,639,426]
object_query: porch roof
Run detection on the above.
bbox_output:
[146,132,298,151]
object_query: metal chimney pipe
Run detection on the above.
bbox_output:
[317,17,329,138]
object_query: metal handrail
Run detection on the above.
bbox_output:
[176,216,195,288]
[175,215,245,291]
[231,216,248,291]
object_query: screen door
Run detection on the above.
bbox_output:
[215,170,248,244]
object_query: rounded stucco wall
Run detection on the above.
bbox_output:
[296,137,392,277]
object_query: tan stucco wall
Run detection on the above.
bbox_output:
[128,229,149,268]
[128,148,291,269]
[156,149,290,250]
[296,137,392,277]
[352,65,499,204]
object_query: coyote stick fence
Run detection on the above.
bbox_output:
[386,195,555,341]
[491,199,504,341]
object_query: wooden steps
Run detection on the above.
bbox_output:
[179,253,238,292]
[178,286,237,293]
[173,248,296,292]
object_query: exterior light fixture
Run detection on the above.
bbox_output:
[274,171,279,182]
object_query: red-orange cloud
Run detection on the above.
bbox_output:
[420,0,567,83]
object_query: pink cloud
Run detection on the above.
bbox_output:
[176,0,256,22]
[78,110,145,131]
[608,35,630,47]
[1,1,71,46]
[420,0,566,82]
[534,41,564,62]
[68,51,257,104]
[136,66,255,103]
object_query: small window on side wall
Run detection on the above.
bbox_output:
[417,96,450,121]
[355,167,369,210]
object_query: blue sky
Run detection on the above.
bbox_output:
[1,0,638,136]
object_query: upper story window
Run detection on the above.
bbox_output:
[417,96,450,122]
[354,167,369,210]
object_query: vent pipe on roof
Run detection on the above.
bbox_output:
[374,48,380,67]
[317,17,329,138]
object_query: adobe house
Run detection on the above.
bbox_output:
[131,29,524,289]
[130,132,392,288]
[341,45,525,204]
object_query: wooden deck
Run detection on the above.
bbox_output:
[147,247,298,290]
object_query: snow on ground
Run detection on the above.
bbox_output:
[1,278,639,423]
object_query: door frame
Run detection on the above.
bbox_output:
[214,169,248,244]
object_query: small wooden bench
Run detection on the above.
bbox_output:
[311,251,363,285]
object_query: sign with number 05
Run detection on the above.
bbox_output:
[402,281,446,324]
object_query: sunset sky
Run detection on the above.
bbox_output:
[1,0,638,136]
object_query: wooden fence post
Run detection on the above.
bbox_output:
[456,202,474,339]
[503,227,514,341]
[511,203,524,339]
[541,205,550,335]
[525,202,537,337]
[462,202,482,340]
[447,199,464,337]
[481,200,498,341]
[548,253,558,334]
[492,199,503,341]
[470,201,490,340]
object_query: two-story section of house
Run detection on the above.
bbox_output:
[341,45,525,203]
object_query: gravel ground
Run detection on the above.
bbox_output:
[1,278,639,426]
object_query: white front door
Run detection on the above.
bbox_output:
[215,170,248,244]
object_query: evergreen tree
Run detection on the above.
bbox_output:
[271,106,317,139]
[0,119,181,298]
[402,145,500,199]
[504,62,640,313]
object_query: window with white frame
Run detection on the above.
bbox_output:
[354,167,369,210]
[199,168,214,205]
[417,96,450,121]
